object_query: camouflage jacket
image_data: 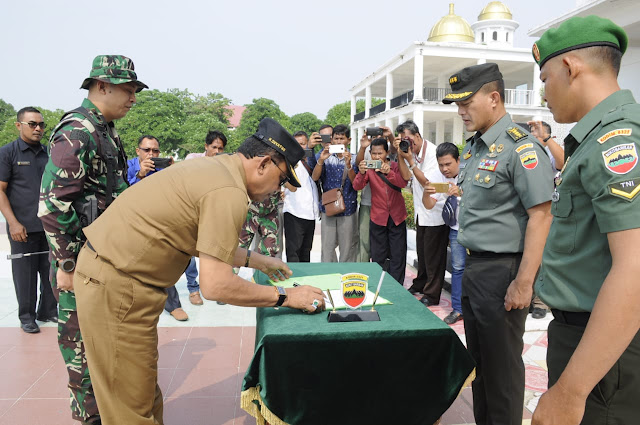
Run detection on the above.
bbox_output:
[248,190,280,217]
[38,98,128,261]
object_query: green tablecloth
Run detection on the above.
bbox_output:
[241,263,475,425]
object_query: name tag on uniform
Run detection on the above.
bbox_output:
[17,161,31,166]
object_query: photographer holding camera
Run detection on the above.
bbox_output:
[353,137,409,284]
[127,135,173,184]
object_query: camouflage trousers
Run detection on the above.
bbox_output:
[51,262,99,422]
[238,207,280,257]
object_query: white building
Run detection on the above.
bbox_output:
[528,0,640,100]
[349,2,557,147]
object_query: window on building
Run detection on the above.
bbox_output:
[493,31,497,41]
[481,32,485,42]
[506,33,509,42]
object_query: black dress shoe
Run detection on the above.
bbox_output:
[408,287,421,295]
[21,322,40,334]
[531,307,548,319]
[420,297,434,306]
[444,311,463,325]
[37,315,58,323]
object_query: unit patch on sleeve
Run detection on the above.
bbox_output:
[478,159,498,172]
[507,126,527,142]
[597,128,632,144]
[609,178,640,201]
[519,151,538,170]
[602,143,638,174]
[515,143,533,153]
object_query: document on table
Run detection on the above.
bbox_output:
[269,274,344,290]
[324,289,392,310]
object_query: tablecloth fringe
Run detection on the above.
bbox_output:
[241,386,289,425]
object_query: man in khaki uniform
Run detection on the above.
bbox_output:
[444,63,553,425]
[73,118,326,425]
[531,16,640,425]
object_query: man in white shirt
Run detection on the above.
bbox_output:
[283,131,320,262]
[395,120,444,303]
[422,142,464,324]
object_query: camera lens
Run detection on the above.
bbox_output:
[399,139,410,153]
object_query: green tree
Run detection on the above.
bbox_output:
[179,113,228,154]
[0,99,15,127]
[289,112,323,136]
[230,98,290,152]
[324,98,384,127]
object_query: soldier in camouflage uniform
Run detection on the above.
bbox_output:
[239,190,282,257]
[38,55,147,424]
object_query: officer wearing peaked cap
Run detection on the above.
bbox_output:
[445,62,554,425]
[72,118,325,424]
[531,16,640,425]
[38,54,147,424]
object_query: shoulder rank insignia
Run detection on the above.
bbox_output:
[507,126,527,142]
[598,128,632,144]
[519,151,538,170]
[515,143,533,153]
[609,178,640,201]
[602,143,638,174]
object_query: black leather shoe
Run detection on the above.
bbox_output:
[420,297,434,307]
[531,307,548,319]
[444,311,463,325]
[21,322,40,333]
[408,287,421,295]
[37,315,58,323]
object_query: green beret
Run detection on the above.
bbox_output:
[533,15,627,67]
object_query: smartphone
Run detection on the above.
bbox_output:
[320,134,331,144]
[366,127,383,137]
[151,157,172,168]
[304,148,315,158]
[328,144,345,154]
[364,159,382,169]
[429,182,450,193]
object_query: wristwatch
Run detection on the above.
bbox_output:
[57,258,76,273]
[409,162,417,171]
[274,286,287,307]
[543,135,551,142]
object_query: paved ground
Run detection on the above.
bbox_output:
[0,215,550,424]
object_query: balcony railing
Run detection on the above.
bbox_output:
[353,88,536,122]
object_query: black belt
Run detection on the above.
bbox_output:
[551,309,590,328]
[467,250,522,258]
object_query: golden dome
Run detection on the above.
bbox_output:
[478,1,513,20]
[428,3,475,43]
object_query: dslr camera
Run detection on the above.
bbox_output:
[399,138,411,153]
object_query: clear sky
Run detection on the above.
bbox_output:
[1,0,577,120]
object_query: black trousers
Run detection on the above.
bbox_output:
[548,314,640,425]
[369,216,406,285]
[8,231,57,324]
[462,253,527,425]
[283,212,315,263]
[410,221,449,303]
[164,286,182,313]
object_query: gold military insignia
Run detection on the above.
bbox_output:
[609,178,640,201]
[507,127,527,142]
[598,128,632,144]
[475,173,480,181]
[489,143,496,153]
[464,151,472,160]
[532,43,541,62]
[484,175,491,183]
[497,144,504,153]
[444,91,473,100]
[449,75,459,85]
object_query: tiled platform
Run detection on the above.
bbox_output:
[0,218,549,424]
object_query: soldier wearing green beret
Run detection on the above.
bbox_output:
[530,16,640,425]
[443,62,554,425]
[38,55,147,424]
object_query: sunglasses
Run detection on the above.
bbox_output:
[259,155,288,186]
[139,148,161,154]
[20,121,46,130]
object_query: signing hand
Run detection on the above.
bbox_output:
[284,285,327,313]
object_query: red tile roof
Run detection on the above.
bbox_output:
[225,105,246,128]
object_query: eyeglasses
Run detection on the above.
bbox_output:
[139,148,161,154]
[20,121,46,129]
[259,155,288,186]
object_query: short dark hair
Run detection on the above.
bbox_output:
[237,136,285,164]
[540,121,552,136]
[396,120,421,136]
[579,45,623,76]
[293,131,308,139]
[332,124,350,138]
[479,79,505,103]
[17,107,41,122]
[206,130,227,147]
[371,138,389,152]
[436,142,459,160]
[319,124,333,132]
[137,135,158,146]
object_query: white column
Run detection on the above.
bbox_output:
[365,86,372,118]
[423,122,432,142]
[398,113,407,125]
[413,52,424,101]
[436,119,445,145]
[353,128,361,153]
[350,95,357,123]
[412,110,424,136]
[386,73,394,110]
[532,65,542,107]
[452,116,464,147]
[385,117,393,131]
